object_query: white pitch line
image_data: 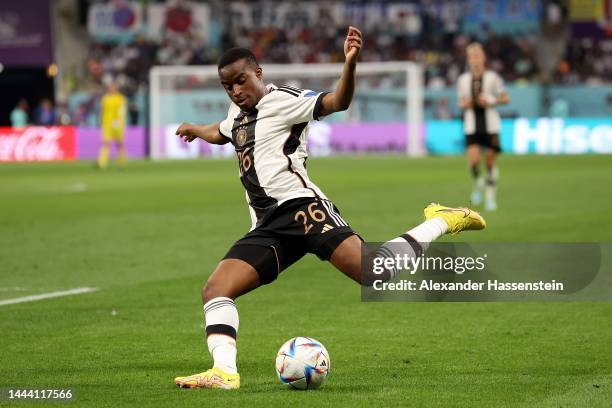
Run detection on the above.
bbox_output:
[0,287,99,306]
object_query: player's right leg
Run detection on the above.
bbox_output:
[174,258,259,389]
[329,203,486,285]
[97,131,111,169]
[303,196,485,285]
[466,142,484,205]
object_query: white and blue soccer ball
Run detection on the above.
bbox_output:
[275,337,330,390]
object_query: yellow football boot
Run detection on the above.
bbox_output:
[424,203,486,235]
[174,367,240,389]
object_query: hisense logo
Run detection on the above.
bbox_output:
[514,118,612,154]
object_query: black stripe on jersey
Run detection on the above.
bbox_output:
[471,77,487,134]
[233,109,278,223]
[281,85,303,93]
[283,122,306,155]
[276,88,300,97]
[283,122,319,198]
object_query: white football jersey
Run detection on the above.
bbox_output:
[219,84,329,230]
[457,70,506,134]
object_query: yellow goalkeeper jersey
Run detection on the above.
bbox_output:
[101,92,127,129]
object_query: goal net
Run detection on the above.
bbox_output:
[149,62,424,160]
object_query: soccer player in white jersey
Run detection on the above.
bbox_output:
[173,27,486,389]
[457,43,510,211]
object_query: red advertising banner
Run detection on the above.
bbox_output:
[0,126,76,162]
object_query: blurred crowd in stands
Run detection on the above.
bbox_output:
[10,98,73,128]
[18,0,607,127]
[554,37,612,85]
[72,1,609,92]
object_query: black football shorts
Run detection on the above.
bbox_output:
[223,197,359,285]
[465,132,501,152]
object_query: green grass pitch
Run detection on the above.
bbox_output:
[1,155,611,407]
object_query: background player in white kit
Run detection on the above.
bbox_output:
[173,26,486,389]
[457,43,510,211]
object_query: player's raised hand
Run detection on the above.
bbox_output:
[344,26,362,63]
[176,122,198,143]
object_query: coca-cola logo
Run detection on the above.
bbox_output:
[0,127,76,162]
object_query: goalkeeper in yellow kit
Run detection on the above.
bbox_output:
[98,83,128,169]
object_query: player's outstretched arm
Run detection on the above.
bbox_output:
[318,26,362,117]
[175,122,230,145]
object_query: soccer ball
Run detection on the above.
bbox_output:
[275,337,330,390]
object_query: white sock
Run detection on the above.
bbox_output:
[405,218,448,251]
[485,185,496,203]
[204,297,239,374]
[486,165,498,204]
[474,176,485,191]
[207,335,237,374]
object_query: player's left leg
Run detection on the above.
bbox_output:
[174,258,261,389]
[115,135,127,167]
[328,204,486,284]
[466,143,484,205]
[484,146,499,211]
[175,238,305,389]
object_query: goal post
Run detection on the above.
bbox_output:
[149,61,424,160]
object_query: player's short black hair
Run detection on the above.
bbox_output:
[218,47,259,70]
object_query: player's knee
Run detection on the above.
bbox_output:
[202,274,238,302]
[201,280,218,303]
